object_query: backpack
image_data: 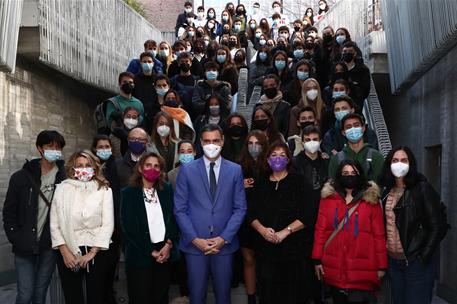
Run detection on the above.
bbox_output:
[337,147,376,178]
[94,97,121,135]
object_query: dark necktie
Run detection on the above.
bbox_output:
[209,162,217,201]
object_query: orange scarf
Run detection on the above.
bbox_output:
[161,106,187,124]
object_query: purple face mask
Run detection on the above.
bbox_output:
[268,156,289,172]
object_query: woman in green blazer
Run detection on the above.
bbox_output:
[121,151,179,304]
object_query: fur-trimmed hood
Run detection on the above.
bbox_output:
[321,180,380,205]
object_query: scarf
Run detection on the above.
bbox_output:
[259,91,283,114]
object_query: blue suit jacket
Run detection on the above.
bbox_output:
[174,157,247,255]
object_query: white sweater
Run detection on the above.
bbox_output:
[50,179,114,256]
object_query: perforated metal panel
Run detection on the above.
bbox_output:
[0,0,24,72]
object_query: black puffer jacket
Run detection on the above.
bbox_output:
[3,159,66,255]
[382,175,444,264]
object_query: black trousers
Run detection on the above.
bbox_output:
[104,240,121,304]
[126,261,171,304]
[57,246,110,304]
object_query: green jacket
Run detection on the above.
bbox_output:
[121,183,179,267]
[328,143,384,183]
[105,95,144,128]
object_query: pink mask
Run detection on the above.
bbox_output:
[143,168,161,182]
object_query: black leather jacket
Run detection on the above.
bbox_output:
[382,175,443,264]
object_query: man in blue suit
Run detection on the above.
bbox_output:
[174,124,247,304]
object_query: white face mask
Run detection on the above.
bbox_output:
[198,12,204,18]
[273,6,281,13]
[303,140,320,154]
[124,118,138,129]
[309,32,317,38]
[306,89,318,100]
[391,162,409,178]
[203,143,222,159]
[157,125,171,137]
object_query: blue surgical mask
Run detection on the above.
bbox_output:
[259,52,268,61]
[96,149,112,161]
[43,150,62,163]
[293,49,304,59]
[335,110,350,121]
[297,71,309,81]
[336,35,346,45]
[234,24,241,32]
[255,32,261,39]
[141,62,153,73]
[179,153,194,164]
[206,70,218,80]
[345,127,364,143]
[216,54,227,64]
[156,87,169,97]
[275,60,286,70]
[332,91,346,99]
[149,50,157,58]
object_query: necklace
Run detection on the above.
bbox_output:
[271,172,287,190]
[143,188,157,204]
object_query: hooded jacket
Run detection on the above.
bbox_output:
[312,181,387,291]
[3,158,66,255]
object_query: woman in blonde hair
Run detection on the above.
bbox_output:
[157,41,174,74]
[50,150,114,304]
[288,77,327,136]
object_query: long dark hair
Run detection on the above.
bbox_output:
[251,106,282,144]
[222,113,248,160]
[239,130,269,174]
[129,152,166,190]
[380,146,419,189]
[333,159,370,193]
[203,94,229,119]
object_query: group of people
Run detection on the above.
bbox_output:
[2,1,448,304]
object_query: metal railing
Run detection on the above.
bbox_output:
[36,0,162,93]
[380,0,457,93]
[0,0,24,72]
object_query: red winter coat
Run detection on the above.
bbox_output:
[312,181,387,291]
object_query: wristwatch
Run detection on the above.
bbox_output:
[287,226,293,234]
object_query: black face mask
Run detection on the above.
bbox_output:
[342,52,355,63]
[333,72,346,81]
[252,119,269,131]
[194,45,204,53]
[221,40,229,46]
[228,41,237,48]
[323,35,333,43]
[121,83,134,94]
[223,29,230,34]
[294,26,301,32]
[228,124,247,137]
[264,87,278,99]
[304,52,313,59]
[277,44,285,50]
[300,121,314,130]
[340,175,361,189]
[179,63,191,72]
[237,10,244,15]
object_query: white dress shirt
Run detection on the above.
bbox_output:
[143,188,166,243]
[203,156,221,184]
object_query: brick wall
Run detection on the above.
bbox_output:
[138,0,191,32]
[0,57,111,279]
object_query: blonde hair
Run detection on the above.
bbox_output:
[159,41,173,72]
[66,150,109,189]
[301,78,325,122]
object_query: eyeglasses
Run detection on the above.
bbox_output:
[128,137,147,143]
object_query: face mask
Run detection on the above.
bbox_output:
[187,18,194,24]
[268,156,288,172]
[336,35,346,45]
[300,121,314,130]
[143,168,161,182]
[345,127,364,143]
[179,153,194,164]
[323,35,333,43]
[159,49,169,57]
[222,15,229,22]
[209,105,220,116]
[275,60,286,70]
[259,39,266,46]
[185,7,192,13]
[333,72,346,81]
[253,119,268,131]
[294,26,301,32]
[121,82,134,94]
[141,62,153,73]
[208,13,215,18]
[259,52,268,61]
[206,70,218,80]
[198,12,205,18]
[332,91,346,99]
[217,54,227,63]
[264,87,278,99]
[43,150,62,162]
[335,110,350,122]
[320,4,326,10]
[204,40,210,46]
[391,162,409,178]
[228,41,237,48]
[179,63,191,72]
[294,49,304,59]
[157,125,171,137]
[234,24,241,32]
[254,32,262,38]
[340,175,361,189]
[250,23,256,29]
[306,89,318,100]
[248,145,262,158]
[96,149,112,161]
[188,31,195,37]
[309,32,317,38]
[74,167,95,182]
[165,99,179,108]
[207,22,215,29]
[203,143,222,159]
[156,87,168,96]
[303,140,320,154]
[124,118,138,129]
[128,141,146,155]
[273,6,281,13]
[277,43,285,50]
[174,51,182,58]
[228,125,246,138]
[253,7,259,14]
[342,52,355,63]
[307,12,313,17]
[297,71,309,81]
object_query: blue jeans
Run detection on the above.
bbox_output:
[388,257,436,304]
[14,249,56,304]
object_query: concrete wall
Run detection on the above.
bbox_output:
[377,44,457,303]
[0,56,111,282]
